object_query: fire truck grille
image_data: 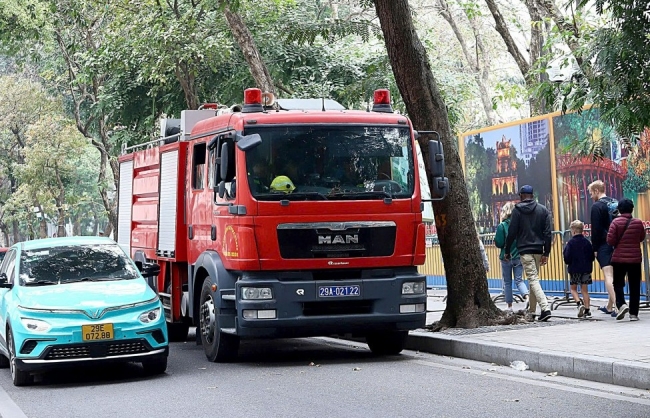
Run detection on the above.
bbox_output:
[278,225,396,259]
[43,339,152,360]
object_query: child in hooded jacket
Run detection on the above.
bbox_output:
[563,220,594,318]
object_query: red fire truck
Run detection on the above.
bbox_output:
[117,88,448,361]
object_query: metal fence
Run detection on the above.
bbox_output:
[419,228,650,311]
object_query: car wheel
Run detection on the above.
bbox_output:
[8,330,33,386]
[365,331,408,356]
[166,322,190,342]
[199,278,239,362]
[142,356,167,375]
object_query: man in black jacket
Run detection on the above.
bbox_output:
[505,185,553,321]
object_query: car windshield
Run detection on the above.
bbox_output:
[245,125,414,201]
[19,243,140,286]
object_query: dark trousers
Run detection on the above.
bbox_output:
[611,262,642,315]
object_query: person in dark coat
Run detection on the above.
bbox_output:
[504,185,553,322]
[563,220,595,318]
[606,198,646,321]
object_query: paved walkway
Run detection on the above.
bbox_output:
[406,289,650,389]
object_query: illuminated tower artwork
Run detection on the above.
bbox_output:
[491,135,519,227]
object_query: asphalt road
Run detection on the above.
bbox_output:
[1,333,649,418]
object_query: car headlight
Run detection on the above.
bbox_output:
[241,287,273,300]
[139,307,162,323]
[20,318,52,333]
[402,281,425,294]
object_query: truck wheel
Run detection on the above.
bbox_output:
[8,329,33,386]
[166,323,190,342]
[142,356,168,375]
[365,331,408,356]
[199,279,239,362]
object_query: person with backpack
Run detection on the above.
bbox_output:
[587,180,618,316]
[606,198,646,321]
[504,185,553,321]
[494,202,529,311]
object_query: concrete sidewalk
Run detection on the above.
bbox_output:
[407,289,650,389]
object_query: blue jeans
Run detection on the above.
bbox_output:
[500,257,528,304]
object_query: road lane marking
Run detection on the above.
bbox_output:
[412,358,650,406]
[0,383,28,418]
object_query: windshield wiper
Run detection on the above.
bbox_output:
[256,192,328,201]
[66,277,116,283]
[327,191,393,200]
[24,280,57,286]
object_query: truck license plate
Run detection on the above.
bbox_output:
[318,285,361,297]
[81,323,114,341]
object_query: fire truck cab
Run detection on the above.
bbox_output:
[117,88,448,362]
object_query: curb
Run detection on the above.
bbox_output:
[406,331,650,390]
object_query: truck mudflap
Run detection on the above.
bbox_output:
[231,268,427,338]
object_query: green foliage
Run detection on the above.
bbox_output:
[541,1,650,142]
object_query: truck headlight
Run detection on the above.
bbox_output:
[20,318,52,333]
[241,287,273,300]
[139,307,161,323]
[402,281,425,294]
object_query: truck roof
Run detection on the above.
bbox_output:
[192,109,411,138]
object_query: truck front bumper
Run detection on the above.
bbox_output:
[231,268,427,338]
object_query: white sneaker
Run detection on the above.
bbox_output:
[616,304,629,320]
[630,315,639,321]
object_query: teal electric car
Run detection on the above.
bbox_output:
[0,237,167,386]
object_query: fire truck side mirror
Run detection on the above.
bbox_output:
[236,133,262,151]
[430,176,449,200]
[218,181,226,199]
[428,139,445,178]
[220,142,230,181]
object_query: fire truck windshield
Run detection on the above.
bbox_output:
[244,125,414,200]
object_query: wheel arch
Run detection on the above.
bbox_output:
[189,251,237,324]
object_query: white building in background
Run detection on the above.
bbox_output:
[519,119,549,166]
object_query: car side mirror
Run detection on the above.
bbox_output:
[0,272,11,289]
[140,263,160,278]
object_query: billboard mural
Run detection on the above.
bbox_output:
[461,108,650,232]
[462,117,553,233]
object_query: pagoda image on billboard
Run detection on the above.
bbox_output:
[491,135,519,226]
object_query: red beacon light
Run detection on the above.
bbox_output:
[372,89,393,113]
[242,88,264,113]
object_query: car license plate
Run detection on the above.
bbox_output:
[81,323,114,341]
[319,285,361,297]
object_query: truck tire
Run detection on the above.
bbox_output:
[199,278,239,362]
[365,331,408,356]
[166,323,190,342]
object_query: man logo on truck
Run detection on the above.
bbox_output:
[318,234,359,245]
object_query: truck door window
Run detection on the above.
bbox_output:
[192,142,207,190]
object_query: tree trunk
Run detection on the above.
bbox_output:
[223,7,276,95]
[11,219,20,245]
[525,0,546,115]
[374,0,501,328]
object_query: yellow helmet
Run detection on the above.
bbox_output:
[270,175,295,193]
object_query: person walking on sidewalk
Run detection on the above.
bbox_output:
[606,198,646,321]
[504,185,553,322]
[587,180,618,317]
[563,220,595,318]
[494,202,529,311]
